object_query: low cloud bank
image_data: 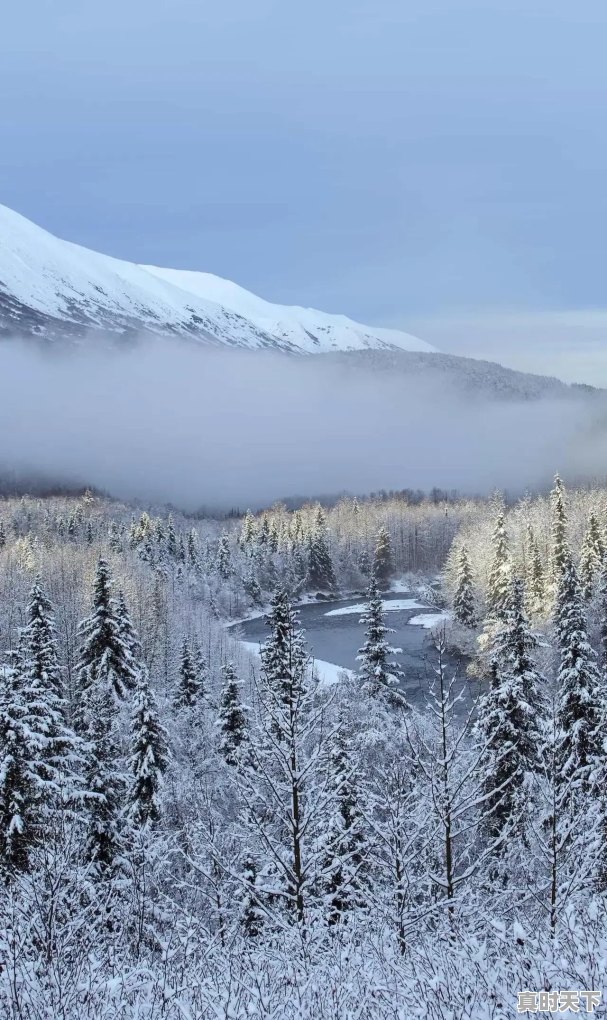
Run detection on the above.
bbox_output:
[0,340,604,509]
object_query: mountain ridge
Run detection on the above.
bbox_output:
[0,204,434,355]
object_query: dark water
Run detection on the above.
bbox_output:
[231,591,471,708]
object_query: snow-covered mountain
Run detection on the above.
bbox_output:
[0,204,434,354]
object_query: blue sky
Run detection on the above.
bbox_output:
[2,0,607,380]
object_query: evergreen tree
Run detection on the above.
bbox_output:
[357,574,399,698]
[83,663,125,875]
[115,591,142,675]
[239,510,257,551]
[599,555,607,675]
[26,579,63,699]
[453,544,476,626]
[0,520,6,549]
[307,529,337,591]
[373,527,393,585]
[239,853,264,937]
[322,719,368,924]
[526,524,546,618]
[76,559,139,720]
[551,473,568,583]
[487,508,511,620]
[128,668,170,828]
[555,555,605,799]
[0,653,40,876]
[217,662,248,766]
[108,520,123,553]
[580,511,604,600]
[475,578,543,859]
[260,588,308,715]
[216,533,232,580]
[174,639,201,709]
[166,514,178,559]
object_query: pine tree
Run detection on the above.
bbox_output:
[308,531,337,591]
[0,520,6,549]
[83,666,125,874]
[260,588,308,715]
[551,473,568,583]
[357,574,399,698]
[115,591,142,675]
[599,556,607,675]
[166,514,178,559]
[76,559,139,720]
[239,853,264,937]
[487,508,511,620]
[239,510,257,551]
[216,533,232,580]
[555,555,605,799]
[128,668,170,828]
[0,653,40,876]
[373,527,393,585]
[526,524,546,618]
[580,511,604,600]
[174,639,201,709]
[475,578,544,859]
[453,544,476,626]
[322,719,368,924]
[26,579,63,699]
[217,662,248,766]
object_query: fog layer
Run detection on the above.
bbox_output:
[0,341,603,508]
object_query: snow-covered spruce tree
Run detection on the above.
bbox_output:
[174,639,201,709]
[216,532,233,580]
[0,586,82,879]
[599,555,607,675]
[75,558,139,718]
[239,510,257,552]
[357,574,400,699]
[0,653,40,877]
[81,659,126,875]
[166,514,178,559]
[373,526,393,586]
[525,524,546,619]
[308,506,337,591]
[115,589,142,665]
[259,587,308,719]
[453,544,476,627]
[128,667,170,828]
[474,578,544,865]
[580,511,604,601]
[217,662,248,766]
[25,578,63,699]
[238,852,264,937]
[551,472,568,584]
[76,560,139,874]
[0,520,6,548]
[555,554,605,800]
[322,716,369,925]
[487,508,511,621]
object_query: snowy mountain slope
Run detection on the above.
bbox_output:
[0,204,434,354]
[141,264,433,354]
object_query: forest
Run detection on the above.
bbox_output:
[1,477,606,1018]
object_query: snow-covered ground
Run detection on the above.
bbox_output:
[325,599,428,617]
[408,612,451,629]
[241,641,354,688]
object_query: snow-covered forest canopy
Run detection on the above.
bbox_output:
[2,479,607,1017]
